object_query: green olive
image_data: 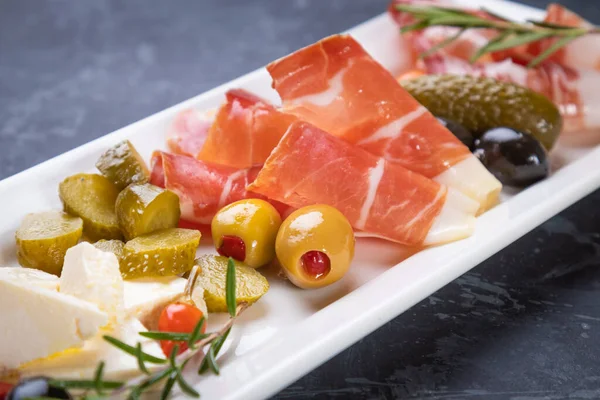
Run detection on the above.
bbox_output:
[211,199,282,268]
[276,205,355,289]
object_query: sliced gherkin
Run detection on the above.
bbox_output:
[94,239,125,261]
[194,254,269,312]
[96,140,149,190]
[16,211,83,275]
[120,228,200,279]
[116,183,180,241]
[59,173,122,241]
[401,74,562,150]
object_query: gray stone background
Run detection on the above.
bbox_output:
[1,1,599,399]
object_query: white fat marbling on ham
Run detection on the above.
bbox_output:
[218,170,246,209]
[356,158,385,229]
[290,67,347,107]
[357,107,427,145]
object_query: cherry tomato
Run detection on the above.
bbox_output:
[158,302,206,356]
[0,382,13,400]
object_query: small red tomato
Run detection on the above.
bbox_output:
[0,382,13,400]
[158,302,206,356]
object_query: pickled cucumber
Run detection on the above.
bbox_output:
[116,183,180,241]
[402,75,563,150]
[96,140,149,189]
[59,173,122,241]
[195,254,269,312]
[94,239,125,260]
[16,211,83,275]
[121,228,200,279]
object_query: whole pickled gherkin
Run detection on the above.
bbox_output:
[16,211,83,275]
[96,140,149,190]
[401,75,563,150]
[120,228,200,279]
[116,183,180,241]
[59,173,122,241]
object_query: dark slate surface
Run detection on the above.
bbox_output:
[1,1,599,399]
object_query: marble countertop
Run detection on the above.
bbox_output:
[1,1,599,399]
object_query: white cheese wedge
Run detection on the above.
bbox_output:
[18,319,164,380]
[0,267,59,291]
[0,279,108,369]
[123,276,206,331]
[60,242,124,324]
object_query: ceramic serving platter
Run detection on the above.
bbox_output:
[1,0,597,399]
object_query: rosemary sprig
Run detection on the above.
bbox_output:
[47,257,248,399]
[395,4,600,67]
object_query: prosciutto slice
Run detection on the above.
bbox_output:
[248,121,478,246]
[197,89,297,168]
[266,34,501,212]
[166,109,212,158]
[150,152,292,225]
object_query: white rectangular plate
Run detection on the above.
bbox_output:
[2,0,598,399]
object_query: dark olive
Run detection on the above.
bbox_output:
[7,377,71,400]
[473,127,549,187]
[437,117,474,149]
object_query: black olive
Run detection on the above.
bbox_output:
[7,377,71,400]
[437,117,475,149]
[473,127,549,187]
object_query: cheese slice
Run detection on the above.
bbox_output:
[0,279,108,369]
[19,319,164,380]
[60,242,124,324]
[0,267,59,291]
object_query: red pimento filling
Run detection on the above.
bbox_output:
[301,251,331,280]
[218,235,246,261]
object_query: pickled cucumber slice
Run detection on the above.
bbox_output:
[59,173,122,241]
[401,75,563,150]
[16,211,83,275]
[94,239,125,261]
[121,228,200,279]
[96,140,149,190]
[195,254,269,312]
[116,183,180,241]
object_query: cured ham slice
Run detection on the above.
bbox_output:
[197,89,297,168]
[150,151,262,225]
[166,109,212,158]
[266,34,501,212]
[150,152,292,225]
[248,121,478,246]
[420,54,600,134]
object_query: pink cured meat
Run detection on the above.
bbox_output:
[248,121,452,246]
[150,151,292,224]
[167,109,212,158]
[266,34,472,179]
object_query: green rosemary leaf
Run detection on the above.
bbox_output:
[529,20,577,30]
[206,346,220,375]
[160,373,177,400]
[175,372,200,398]
[226,257,237,317]
[427,14,494,29]
[419,28,466,58]
[188,316,207,349]
[139,331,202,341]
[103,335,166,364]
[49,379,123,390]
[212,328,231,357]
[138,368,173,391]
[135,342,150,375]
[480,31,551,53]
[93,361,106,395]
[127,388,141,400]
[469,31,511,62]
[528,35,579,68]
[399,20,430,34]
